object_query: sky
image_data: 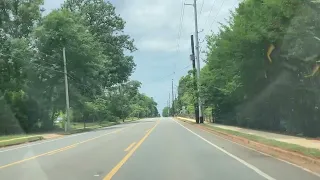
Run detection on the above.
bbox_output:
[43,0,240,112]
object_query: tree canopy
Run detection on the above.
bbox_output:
[0,0,158,135]
[171,0,320,137]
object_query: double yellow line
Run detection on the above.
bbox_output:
[124,142,136,152]
[103,121,159,180]
[46,144,77,156]
[123,128,152,152]
[0,120,159,180]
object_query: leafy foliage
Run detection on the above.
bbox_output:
[0,1,157,135]
[162,106,170,117]
[174,0,320,137]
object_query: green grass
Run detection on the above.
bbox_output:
[0,135,31,141]
[71,122,102,130]
[58,121,121,135]
[70,118,139,130]
[125,117,139,122]
[203,124,320,158]
[0,119,141,147]
[0,135,43,148]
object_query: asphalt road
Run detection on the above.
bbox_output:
[0,118,319,180]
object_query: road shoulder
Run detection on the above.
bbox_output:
[175,117,320,177]
[0,119,142,149]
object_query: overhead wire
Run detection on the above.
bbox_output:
[177,0,186,53]
[6,48,188,96]
[199,0,205,15]
[172,0,187,85]
[198,0,219,60]
[203,0,218,27]
[6,53,96,95]
[147,64,191,84]
[209,0,227,30]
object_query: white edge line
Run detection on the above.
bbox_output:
[199,122,320,178]
[0,123,133,153]
[173,119,276,180]
[176,118,320,178]
[0,132,86,153]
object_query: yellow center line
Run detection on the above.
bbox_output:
[104,121,160,180]
[0,128,124,169]
[46,144,78,156]
[145,129,150,133]
[124,142,136,152]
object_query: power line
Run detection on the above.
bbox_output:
[177,0,186,53]
[173,0,187,87]
[6,50,190,95]
[203,0,218,27]
[199,0,205,15]
[4,53,65,75]
[209,0,227,30]
[30,62,93,92]
[6,53,97,95]
[147,64,191,83]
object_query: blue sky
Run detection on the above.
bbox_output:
[43,0,239,112]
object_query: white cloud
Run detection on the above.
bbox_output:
[137,38,191,53]
[117,0,239,55]
[119,0,239,111]
[44,0,240,112]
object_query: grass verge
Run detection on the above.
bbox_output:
[60,121,121,135]
[0,119,141,146]
[203,124,320,158]
[0,135,43,148]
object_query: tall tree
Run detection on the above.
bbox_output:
[63,0,136,86]
[177,0,320,137]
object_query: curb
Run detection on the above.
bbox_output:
[0,135,40,143]
[0,136,43,148]
[176,117,320,172]
[0,119,141,148]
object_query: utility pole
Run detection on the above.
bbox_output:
[171,79,175,117]
[169,93,171,117]
[167,100,170,117]
[185,0,204,123]
[190,35,200,123]
[63,47,70,132]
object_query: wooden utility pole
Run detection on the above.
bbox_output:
[63,47,70,132]
[190,35,199,123]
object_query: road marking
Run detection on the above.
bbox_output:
[46,144,77,156]
[174,119,276,180]
[0,128,123,169]
[0,124,133,153]
[124,142,136,152]
[0,133,85,153]
[145,129,150,133]
[177,118,320,178]
[104,121,159,180]
[195,123,320,178]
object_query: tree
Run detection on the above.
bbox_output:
[0,1,156,135]
[0,0,44,134]
[63,0,136,86]
[176,0,320,137]
[31,9,109,129]
[162,107,170,117]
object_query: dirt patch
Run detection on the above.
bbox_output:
[41,133,64,140]
[180,119,320,174]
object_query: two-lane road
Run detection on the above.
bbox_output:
[0,118,319,180]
